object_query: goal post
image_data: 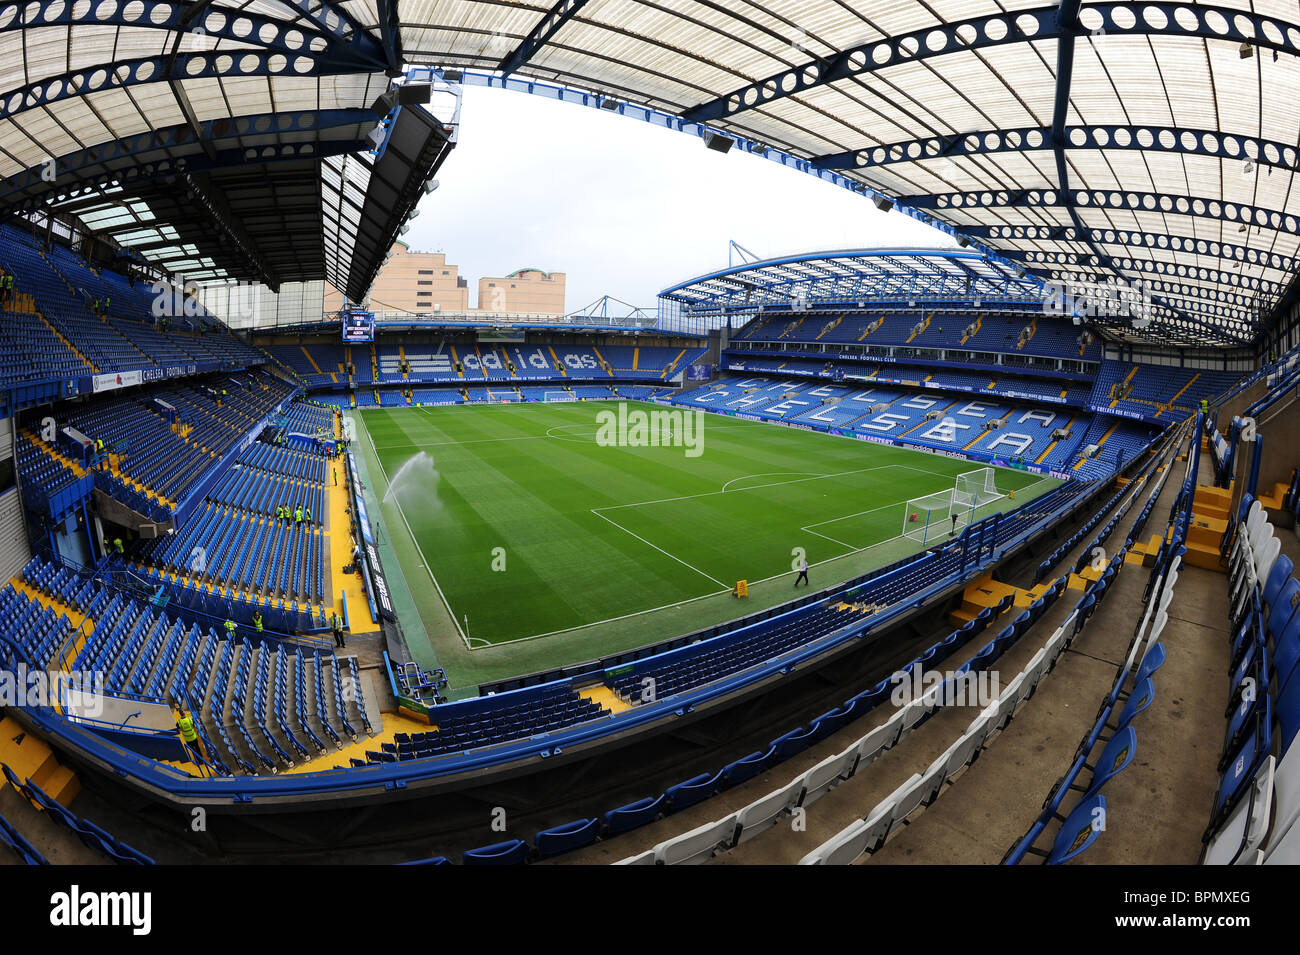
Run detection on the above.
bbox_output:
[902,490,974,545]
[954,467,1003,510]
[543,390,577,403]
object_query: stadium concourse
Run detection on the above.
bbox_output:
[0,0,1298,881]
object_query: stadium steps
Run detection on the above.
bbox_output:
[1107,365,1140,407]
[1015,317,1037,350]
[815,315,844,340]
[1183,484,1232,571]
[960,313,984,346]
[578,683,632,714]
[547,346,567,377]
[0,716,81,806]
[1071,422,1119,471]
[8,577,95,673]
[299,345,325,376]
[592,347,614,377]
[106,455,175,507]
[632,347,639,370]
[896,399,959,439]
[33,309,98,373]
[1034,415,1076,466]
[904,313,932,344]
[661,348,688,380]
[1156,372,1200,417]
[947,574,1042,627]
[961,426,990,452]
[22,430,88,478]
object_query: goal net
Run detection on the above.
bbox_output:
[902,490,974,545]
[954,467,1003,509]
[543,390,577,403]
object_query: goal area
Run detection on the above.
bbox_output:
[543,390,577,403]
[902,490,974,545]
[954,467,1003,509]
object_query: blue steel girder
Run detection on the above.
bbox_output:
[0,1,339,52]
[498,0,593,77]
[897,189,1300,239]
[967,224,1298,276]
[1023,253,1283,298]
[810,124,1300,173]
[681,2,1300,124]
[375,0,403,72]
[0,108,378,212]
[0,49,385,123]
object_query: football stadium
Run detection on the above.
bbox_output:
[0,0,1298,893]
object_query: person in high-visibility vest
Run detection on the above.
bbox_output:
[1200,397,1209,415]
[175,709,201,762]
[294,505,303,524]
[253,611,263,633]
[224,618,236,636]
[112,537,124,554]
[303,506,312,524]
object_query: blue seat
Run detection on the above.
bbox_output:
[398,856,452,865]
[721,750,770,787]
[1082,726,1137,798]
[1111,678,1154,731]
[534,818,601,858]
[1135,643,1166,683]
[666,771,721,812]
[604,794,665,835]
[462,839,529,866]
[1047,794,1107,864]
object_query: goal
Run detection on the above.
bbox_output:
[954,467,1003,509]
[543,390,577,403]
[902,490,974,545]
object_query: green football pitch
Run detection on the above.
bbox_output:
[354,401,1058,665]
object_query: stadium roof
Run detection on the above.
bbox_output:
[0,1,455,297]
[660,248,1045,314]
[375,0,1298,347]
[5,2,1296,343]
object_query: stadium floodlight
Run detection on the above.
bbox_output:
[703,132,734,153]
[873,196,893,213]
[600,97,620,110]
[366,125,385,148]
[958,236,971,248]
[423,179,440,195]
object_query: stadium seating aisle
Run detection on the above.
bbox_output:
[4,555,377,779]
[1199,492,1300,863]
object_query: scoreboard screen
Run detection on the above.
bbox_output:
[341,309,375,343]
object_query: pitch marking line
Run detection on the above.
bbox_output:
[367,431,471,648]
[589,508,729,589]
[594,463,947,513]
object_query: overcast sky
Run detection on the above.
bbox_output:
[401,83,954,313]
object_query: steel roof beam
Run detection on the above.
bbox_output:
[498,0,592,77]
[811,124,1299,173]
[681,2,1298,124]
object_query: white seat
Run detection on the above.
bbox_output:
[734,777,804,845]
[1024,648,1051,694]
[653,813,740,865]
[613,848,657,865]
[799,748,858,808]
[888,768,937,832]
[1204,756,1274,865]
[1044,625,1068,665]
[854,709,905,769]
[799,817,872,866]
[899,686,940,739]
[1259,738,1300,857]
[993,673,1026,730]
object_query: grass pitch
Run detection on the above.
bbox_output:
[359,400,1056,656]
